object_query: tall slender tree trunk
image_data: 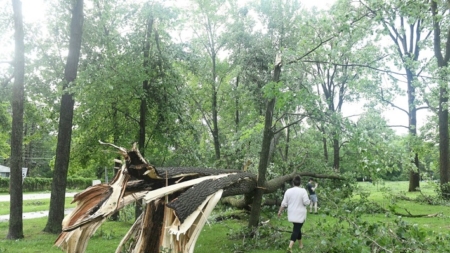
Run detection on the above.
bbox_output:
[7,0,25,240]
[211,53,221,160]
[203,15,221,161]
[318,124,328,163]
[235,75,240,133]
[407,70,420,191]
[248,57,281,229]
[431,1,450,199]
[333,137,340,172]
[136,16,154,219]
[44,0,84,233]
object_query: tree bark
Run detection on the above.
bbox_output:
[44,0,84,233]
[248,56,281,229]
[204,15,221,161]
[211,52,220,161]
[235,75,240,133]
[7,0,25,240]
[406,69,420,192]
[431,1,450,199]
[318,124,329,163]
[136,15,154,220]
[333,136,340,172]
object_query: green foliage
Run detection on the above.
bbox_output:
[311,184,450,252]
[437,182,450,200]
[2,2,450,249]
[93,228,117,240]
[229,223,286,251]
[115,203,136,223]
[159,246,173,253]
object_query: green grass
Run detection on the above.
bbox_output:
[0,198,77,216]
[0,217,133,253]
[354,181,450,236]
[0,181,448,252]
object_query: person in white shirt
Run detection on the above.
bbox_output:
[278,175,311,252]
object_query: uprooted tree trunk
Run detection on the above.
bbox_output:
[55,142,344,253]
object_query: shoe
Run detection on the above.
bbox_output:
[287,247,292,253]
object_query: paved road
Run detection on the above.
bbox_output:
[0,192,78,222]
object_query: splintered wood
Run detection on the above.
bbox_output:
[55,142,254,253]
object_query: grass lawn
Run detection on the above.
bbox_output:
[355,181,450,236]
[0,217,133,253]
[0,198,77,216]
[0,181,448,252]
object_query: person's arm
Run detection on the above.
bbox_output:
[303,189,311,206]
[278,191,288,216]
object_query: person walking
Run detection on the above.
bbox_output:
[278,175,311,252]
[306,178,318,214]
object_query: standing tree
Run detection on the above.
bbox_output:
[44,0,84,233]
[431,0,450,198]
[186,0,232,162]
[361,0,431,192]
[247,0,337,229]
[134,12,154,219]
[7,0,25,240]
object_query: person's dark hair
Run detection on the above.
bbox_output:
[293,176,301,186]
[309,178,314,182]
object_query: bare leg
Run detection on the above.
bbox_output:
[298,239,304,248]
[289,240,295,249]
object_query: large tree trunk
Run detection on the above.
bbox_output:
[7,0,25,240]
[44,0,84,233]
[431,1,450,199]
[407,70,420,192]
[248,56,281,229]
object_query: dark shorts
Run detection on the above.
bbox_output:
[310,194,318,203]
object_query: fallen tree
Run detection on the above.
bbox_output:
[55,142,344,253]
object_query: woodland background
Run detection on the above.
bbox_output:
[2,0,450,241]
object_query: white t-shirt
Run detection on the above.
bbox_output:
[281,186,311,223]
